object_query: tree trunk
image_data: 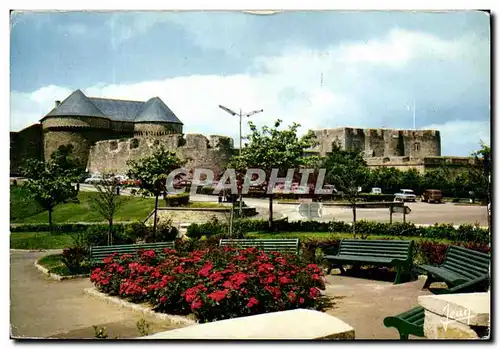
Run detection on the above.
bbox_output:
[153,193,159,238]
[108,219,113,246]
[48,208,53,234]
[268,194,274,231]
[352,202,357,238]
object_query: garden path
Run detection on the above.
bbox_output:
[9,250,184,339]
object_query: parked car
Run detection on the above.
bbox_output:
[421,189,442,203]
[394,189,416,202]
[84,173,103,184]
[371,187,382,195]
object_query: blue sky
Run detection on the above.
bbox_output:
[10,10,490,155]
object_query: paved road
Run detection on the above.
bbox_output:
[189,194,488,227]
[9,250,183,339]
[78,185,488,227]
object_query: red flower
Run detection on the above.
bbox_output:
[141,250,156,258]
[309,287,320,298]
[310,273,321,281]
[191,298,204,311]
[258,263,275,274]
[288,291,297,303]
[247,297,259,308]
[207,289,229,302]
[198,262,214,277]
[159,296,167,303]
[279,276,292,284]
[299,297,305,304]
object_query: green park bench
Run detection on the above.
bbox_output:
[89,241,175,266]
[219,238,300,255]
[323,239,414,284]
[419,245,490,291]
[383,246,490,340]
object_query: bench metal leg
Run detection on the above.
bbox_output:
[422,274,435,290]
[399,332,409,340]
[339,265,346,274]
[394,265,402,284]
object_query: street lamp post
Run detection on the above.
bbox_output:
[219,105,263,216]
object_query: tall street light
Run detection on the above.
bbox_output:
[219,105,263,215]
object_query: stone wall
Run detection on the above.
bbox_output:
[312,127,441,158]
[366,156,479,177]
[10,124,43,175]
[87,134,234,176]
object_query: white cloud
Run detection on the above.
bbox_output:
[10,28,489,156]
[421,120,490,156]
[58,23,87,35]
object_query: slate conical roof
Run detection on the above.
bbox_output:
[134,97,183,124]
[41,90,183,125]
[45,89,106,118]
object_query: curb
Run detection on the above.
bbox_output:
[84,287,197,326]
[34,259,89,281]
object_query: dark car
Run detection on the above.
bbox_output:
[421,189,442,203]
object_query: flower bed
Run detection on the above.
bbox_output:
[90,247,327,323]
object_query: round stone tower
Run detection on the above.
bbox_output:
[133,97,183,136]
[40,89,113,166]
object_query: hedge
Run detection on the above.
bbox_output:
[187,219,490,244]
[10,223,135,233]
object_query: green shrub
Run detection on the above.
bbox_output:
[147,219,179,242]
[10,223,134,233]
[62,246,88,273]
[78,225,134,248]
[164,192,190,207]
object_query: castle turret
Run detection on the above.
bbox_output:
[133,97,183,136]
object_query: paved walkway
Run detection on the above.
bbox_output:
[324,271,432,339]
[10,250,184,339]
[11,250,432,339]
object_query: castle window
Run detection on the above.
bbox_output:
[414,143,420,152]
[130,138,140,149]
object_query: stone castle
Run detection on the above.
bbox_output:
[10,89,234,176]
[10,90,477,177]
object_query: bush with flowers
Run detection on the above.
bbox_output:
[90,246,328,323]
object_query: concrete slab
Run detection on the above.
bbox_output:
[418,292,490,327]
[140,309,355,340]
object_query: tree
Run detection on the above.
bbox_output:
[231,119,316,230]
[471,142,491,231]
[401,168,423,194]
[49,144,86,182]
[368,167,403,194]
[89,175,127,245]
[423,168,450,193]
[126,146,184,236]
[21,156,78,233]
[323,143,369,238]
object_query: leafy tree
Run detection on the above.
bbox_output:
[471,142,491,231]
[368,167,403,194]
[89,175,128,245]
[231,119,316,230]
[400,168,423,194]
[423,168,450,192]
[323,143,369,238]
[49,144,86,181]
[21,157,78,233]
[126,146,184,235]
[452,172,470,199]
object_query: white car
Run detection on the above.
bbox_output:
[371,187,382,195]
[394,189,416,202]
[84,173,103,184]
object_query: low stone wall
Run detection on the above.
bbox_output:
[139,309,355,340]
[145,207,257,225]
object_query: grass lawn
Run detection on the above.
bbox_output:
[11,189,225,224]
[37,254,89,276]
[246,231,453,244]
[10,232,76,250]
